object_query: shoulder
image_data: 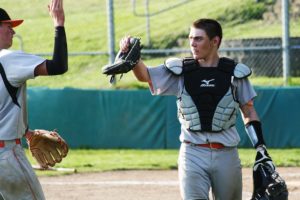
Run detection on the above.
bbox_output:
[217,57,252,78]
[234,63,252,79]
[0,49,17,59]
[164,57,201,75]
[0,50,19,69]
[0,50,37,62]
[164,57,184,75]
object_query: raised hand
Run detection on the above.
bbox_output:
[48,0,65,27]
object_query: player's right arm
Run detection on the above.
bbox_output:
[34,0,68,76]
[119,36,150,82]
[132,60,150,82]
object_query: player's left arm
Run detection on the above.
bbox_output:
[240,100,266,148]
[34,0,68,76]
[240,100,275,170]
[241,100,288,200]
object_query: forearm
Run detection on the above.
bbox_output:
[240,100,259,123]
[240,101,266,148]
[45,26,68,75]
[133,60,150,82]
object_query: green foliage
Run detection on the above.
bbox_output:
[258,0,277,5]
[149,32,189,49]
[217,1,267,25]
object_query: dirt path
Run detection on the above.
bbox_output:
[39,167,300,200]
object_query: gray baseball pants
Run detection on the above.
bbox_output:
[178,143,242,200]
[0,140,45,200]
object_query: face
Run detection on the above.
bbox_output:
[188,27,218,60]
[0,22,15,49]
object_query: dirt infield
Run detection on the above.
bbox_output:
[39,167,300,200]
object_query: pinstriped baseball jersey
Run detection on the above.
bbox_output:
[0,49,45,140]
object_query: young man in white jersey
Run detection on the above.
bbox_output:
[0,0,68,199]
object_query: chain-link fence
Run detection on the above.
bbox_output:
[4,0,300,86]
[109,0,300,80]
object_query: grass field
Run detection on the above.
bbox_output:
[25,148,300,176]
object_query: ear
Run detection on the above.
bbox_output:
[212,36,221,47]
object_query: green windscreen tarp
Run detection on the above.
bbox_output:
[236,87,300,148]
[27,87,300,149]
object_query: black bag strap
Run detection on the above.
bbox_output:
[0,62,20,107]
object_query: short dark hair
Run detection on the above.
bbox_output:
[192,18,223,46]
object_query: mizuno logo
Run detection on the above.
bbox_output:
[200,79,215,87]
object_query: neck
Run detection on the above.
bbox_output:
[197,54,219,67]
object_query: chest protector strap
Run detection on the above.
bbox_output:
[0,62,20,107]
[180,57,238,132]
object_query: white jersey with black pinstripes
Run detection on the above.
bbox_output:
[0,49,45,140]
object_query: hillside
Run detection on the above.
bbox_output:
[1,0,299,88]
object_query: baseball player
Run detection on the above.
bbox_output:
[116,19,283,200]
[0,0,68,199]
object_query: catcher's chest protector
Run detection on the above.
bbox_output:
[182,57,236,132]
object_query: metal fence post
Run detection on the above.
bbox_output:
[107,0,115,64]
[145,0,151,46]
[282,0,290,85]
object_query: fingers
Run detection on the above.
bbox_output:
[54,141,68,157]
[34,148,64,168]
[57,0,63,9]
[52,132,69,157]
[31,140,67,168]
[60,144,69,157]
[49,0,63,10]
[31,149,48,169]
[48,0,65,26]
[120,36,131,52]
[43,152,57,167]
[49,147,63,162]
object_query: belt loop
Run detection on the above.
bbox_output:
[0,139,21,148]
[16,139,21,145]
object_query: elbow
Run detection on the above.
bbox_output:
[55,62,68,75]
[135,75,150,83]
[46,59,68,75]
[136,76,147,82]
[60,64,68,74]
[133,68,150,82]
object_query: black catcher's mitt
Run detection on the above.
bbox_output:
[251,150,288,200]
[102,37,142,83]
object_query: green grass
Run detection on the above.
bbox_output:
[1,0,299,89]
[250,77,300,87]
[25,148,300,176]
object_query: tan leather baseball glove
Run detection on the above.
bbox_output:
[25,129,69,169]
